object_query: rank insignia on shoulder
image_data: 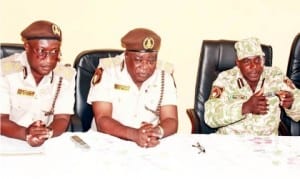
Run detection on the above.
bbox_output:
[1,60,23,75]
[156,61,174,74]
[54,64,75,81]
[114,84,130,91]
[209,86,224,99]
[100,57,122,69]
[92,67,103,85]
[283,78,296,90]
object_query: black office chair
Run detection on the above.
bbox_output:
[186,39,275,134]
[281,33,300,136]
[72,49,123,132]
[287,33,300,88]
[0,43,24,59]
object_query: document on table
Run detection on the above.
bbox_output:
[0,136,44,156]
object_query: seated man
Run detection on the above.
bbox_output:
[0,20,76,147]
[204,37,300,135]
[87,28,178,148]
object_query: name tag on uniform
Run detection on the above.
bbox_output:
[114,84,130,91]
[17,89,35,96]
[229,94,247,100]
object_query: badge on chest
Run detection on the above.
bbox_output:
[17,88,35,96]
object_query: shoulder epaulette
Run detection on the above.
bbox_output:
[99,56,123,69]
[157,60,174,74]
[1,59,23,75]
[53,63,75,81]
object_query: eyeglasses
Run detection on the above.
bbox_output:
[28,43,60,59]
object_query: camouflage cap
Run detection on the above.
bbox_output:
[234,37,265,60]
[121,28,161,52]
[21,20,62,41]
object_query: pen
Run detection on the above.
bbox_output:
[264,91,277,97]
[71,135,90,149]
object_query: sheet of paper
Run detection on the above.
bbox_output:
[0,136,44,156]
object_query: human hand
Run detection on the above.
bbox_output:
[135,122,160,148]
[276,90,294,109]
[26,120,52,147]
[242,89,269,115]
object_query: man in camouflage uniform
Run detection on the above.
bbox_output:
[0,20,76,146]
[205,37,300,135]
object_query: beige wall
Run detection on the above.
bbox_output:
[1,0,299,133]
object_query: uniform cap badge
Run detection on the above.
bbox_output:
[143,37,155,50]
[52,24,61,36]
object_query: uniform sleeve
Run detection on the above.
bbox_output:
[283,81,300,122]
[204,72,246,128]
[0,73,11,114]
[87,69,114,104]
[161,73,177,106]
[0,55,22,114]
[54,69,76,114]
[271,67,300,122]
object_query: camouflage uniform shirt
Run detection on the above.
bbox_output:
[205,66,300,135]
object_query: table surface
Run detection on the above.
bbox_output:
[1,131,300,178]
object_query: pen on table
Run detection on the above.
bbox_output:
[71,135,90,149]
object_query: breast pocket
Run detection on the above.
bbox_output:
[10,92,35,122]
[39,88,54,112]
[112,88,132,110]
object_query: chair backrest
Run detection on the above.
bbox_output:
[0,43,24,59]
[282,33,300,136]
[193,39,273,134]
[287,33,300,88]
[73,49,123,131]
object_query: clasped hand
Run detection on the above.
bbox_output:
[26,120,52,147]
[135,122,162,148]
